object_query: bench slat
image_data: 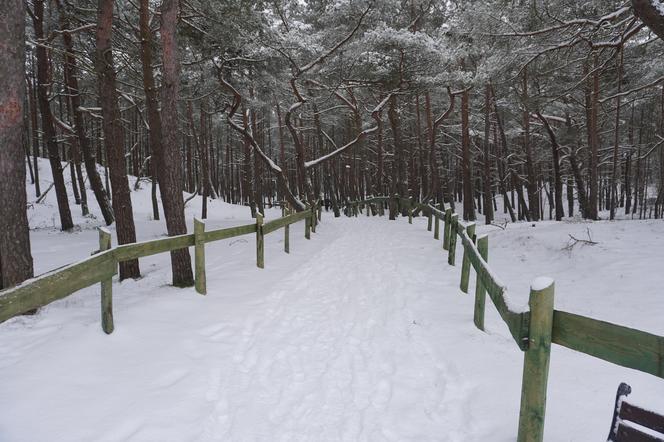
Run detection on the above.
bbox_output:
[616,423,663,442]
[621,402,664,435]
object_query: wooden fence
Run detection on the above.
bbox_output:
[347,195,664,442]
[2,195,662,441]
[0,205,320,334]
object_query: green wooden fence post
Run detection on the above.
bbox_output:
[284,209,290,254]
[517,279,555,442]
[318,204,322,221]
[311,206,317,233]
[194,218,207,294]
[460,222,476,293]
[256,213,265,268]
[408,199,413,224]
[474,235,489,331]
[434,212,440,240]
[443,208,452,250]
[99,228,114,334]
[447,214,459,266]
[305,207,311,239]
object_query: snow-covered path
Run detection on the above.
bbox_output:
[198,223,470,441]
[1,213,663,441]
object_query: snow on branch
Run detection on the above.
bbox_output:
[305,126,379,169]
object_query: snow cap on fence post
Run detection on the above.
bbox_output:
[517,277,555,442]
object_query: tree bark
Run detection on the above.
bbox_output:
[144,0,194,286]
[522,68,539,221]
[586,58,600,220]
[632,0,664,40]
[461,89,476,221]
[536,113,565,220]
[483,84,494,224]
[610,47,624,220]
[27,72,41,197]
[96,0,140,279]
[32,0,74,231]
[0,0,34,289]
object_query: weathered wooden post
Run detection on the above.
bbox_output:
[460,222,476,293]
[447,214,459,266]
[305,207,311,239]
[389,194,397,220]
[434,211,440,240]
[284,209,290,254]
[380,201,385,216]
[99,227,114,334]
[256,213,265,268]
[473,235,488,331]
[317,204,322,221]
[427,209,433,231]
[408,199,413,224]
[443,208,452,250]
[311,205,317,233]
[517,278,555,442]
[194,218,207,294]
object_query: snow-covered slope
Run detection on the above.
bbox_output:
[0,160,662,441]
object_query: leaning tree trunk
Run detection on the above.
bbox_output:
[96,0,140,279]
[32,0,74,231]
[57,0,114,225]
[632,0,664,40]
[0,0,34,289]
[139,0,193,287]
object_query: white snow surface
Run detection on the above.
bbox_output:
[2,161,664,441]
[530,276,554,292]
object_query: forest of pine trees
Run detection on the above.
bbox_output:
[2,0,664,290]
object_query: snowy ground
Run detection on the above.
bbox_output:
[1,163,663,441]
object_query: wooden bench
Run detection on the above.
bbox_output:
[608,383,664,441]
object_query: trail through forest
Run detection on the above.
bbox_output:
[1,196,664,440]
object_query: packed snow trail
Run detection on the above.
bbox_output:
[1,212,664,441]
[197,222,471,441]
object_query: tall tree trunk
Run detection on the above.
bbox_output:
[490,85,516,222]
[586,57,600,220]
[522,68,539,220]
[483,84,494,224]
[536,113,565,220]
[610,47,624,220]
[32,0,74,231]
[140,0,194,286]
[96,0,140,279]
[633,109,644,216]
[461,89,475,221]
[0,0,34,289]
[27,72,41,197]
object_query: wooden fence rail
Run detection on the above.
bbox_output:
[0,205,319,331]
[2,194,663,442]
[346,195,664,442]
